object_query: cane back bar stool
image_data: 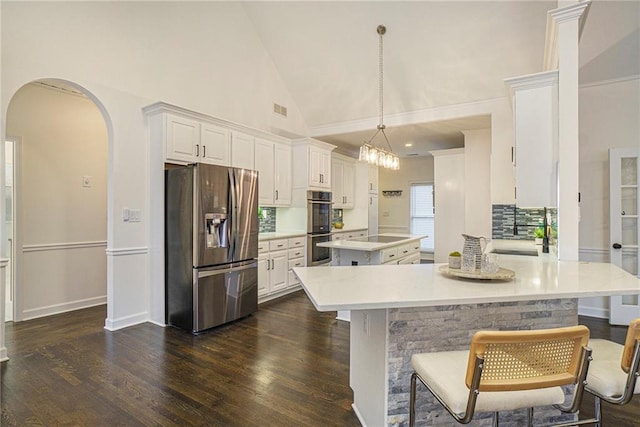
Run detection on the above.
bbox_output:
[585,318,640,426]
[409,325,592,426]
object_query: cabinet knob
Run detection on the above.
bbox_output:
[612,243,622,249]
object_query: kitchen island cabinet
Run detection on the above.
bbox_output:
[318,233,424,266]
[293,258,640,427]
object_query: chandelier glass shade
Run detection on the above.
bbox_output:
[359,25,399,171]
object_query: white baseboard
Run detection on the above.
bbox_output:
[258,285,301,304]
[21,296,107,321]
[147,319,167,328]
[104,311,149,331]
[578,305,609,319]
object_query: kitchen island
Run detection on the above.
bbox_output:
[292,257,640,427]
[318,233,427,321]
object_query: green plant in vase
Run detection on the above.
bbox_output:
[448,251,461,269]
[534,227,545,245]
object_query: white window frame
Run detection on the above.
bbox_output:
[410,182,434,251]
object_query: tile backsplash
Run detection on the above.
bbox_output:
[492,204,557,240]
[258,207,276,233]
[332,209,343,224]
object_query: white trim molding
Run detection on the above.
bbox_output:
[21,296,107,321]
[104,311,149,331]
[23,240,107,253]
[580,74,640,89]
[0,258,8,362]
[105,247,149,256]
[544,1,591,71]
[579,247,609,263]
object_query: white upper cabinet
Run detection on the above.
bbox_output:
[308,145,331,188]
[274,143,292,206]
[332,154,356,209]
[505,71,558,207]
[164,114,230,166]
[292,138,336,192]
[255,138,291,206]
[200,123,231,165]
[231,131,255,170]
[368,164,379,194]
[165,115,200,163]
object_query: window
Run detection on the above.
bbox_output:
[410,183,434,251]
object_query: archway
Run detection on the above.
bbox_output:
[3,78,112,327]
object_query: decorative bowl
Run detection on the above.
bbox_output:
[333,222,344,229]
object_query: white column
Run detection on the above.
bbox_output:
[548,2,590,261]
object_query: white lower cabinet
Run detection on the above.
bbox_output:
[332,229,368,241]
[258,236,306,301]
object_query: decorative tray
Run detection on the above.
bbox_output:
[438,265,515,281]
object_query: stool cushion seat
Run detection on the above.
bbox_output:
[411,350,566,415]
[587,339,640,398]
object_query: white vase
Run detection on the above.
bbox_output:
[448,256,461,269]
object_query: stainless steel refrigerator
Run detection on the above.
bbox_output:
[165,163,259,333]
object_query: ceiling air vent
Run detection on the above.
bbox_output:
[273,103,288,117]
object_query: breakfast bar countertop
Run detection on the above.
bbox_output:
[292,257,640,312]
[316,233,426,251]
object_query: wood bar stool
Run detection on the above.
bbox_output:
[409,326,593,426]
[585,318,640,427]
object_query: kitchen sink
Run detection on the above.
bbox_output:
[490,249,539,256]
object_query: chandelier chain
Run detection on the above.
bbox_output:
[378,26,384,128]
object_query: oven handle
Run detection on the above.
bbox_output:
[308,233,333,238]
[307,201,333,205]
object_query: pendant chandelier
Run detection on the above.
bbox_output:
[359,25,400,171]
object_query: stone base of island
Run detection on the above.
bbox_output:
[292,258,640,427]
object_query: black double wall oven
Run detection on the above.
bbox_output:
[307,191,332,266]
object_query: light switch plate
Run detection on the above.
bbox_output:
[122,208,130,222]
[82,175,92,188]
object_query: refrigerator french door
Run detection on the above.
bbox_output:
[165,163,258,333]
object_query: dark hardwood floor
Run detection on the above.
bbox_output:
[1,292,638,426]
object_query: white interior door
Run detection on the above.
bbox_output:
[609,147,640,325]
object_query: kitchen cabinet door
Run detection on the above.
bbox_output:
[274,143,291,206]
[342,161,355,208]
[255,139,275,205]
[231,131,255,170]
[332,159,345,207]
[166,114,199,163]
[309,146,331,188]
[257,253,269,296]
[200,123,230,166]
[269,250,288,292]
[368,164,379,194]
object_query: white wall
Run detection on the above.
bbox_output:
[463,129,492,238]
[577,77,640,318]
[378,156,434,234]
[6,84,107,320]
[1,2,312,331]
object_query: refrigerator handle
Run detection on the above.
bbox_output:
[228,168,237,257]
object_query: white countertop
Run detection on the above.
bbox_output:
[258,231,306,240]
[317,233,427,251]
[293,257,640,311]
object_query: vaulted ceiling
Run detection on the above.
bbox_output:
[243,1,555,156]
[242,1,639,157]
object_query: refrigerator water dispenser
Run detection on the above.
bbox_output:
[205,213,228,248]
